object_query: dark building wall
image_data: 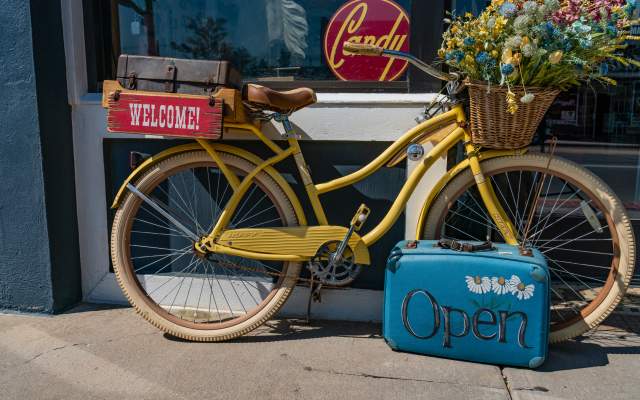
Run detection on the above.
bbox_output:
[0,0,81,312]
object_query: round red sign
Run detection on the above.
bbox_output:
[324,0,410,81]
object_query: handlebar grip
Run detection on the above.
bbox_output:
[343,42,384,56]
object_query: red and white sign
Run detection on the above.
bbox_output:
[107,93,223,139]
[324,0,410,81]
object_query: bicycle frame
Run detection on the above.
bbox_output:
[114,103,521,264]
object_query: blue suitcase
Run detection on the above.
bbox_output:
[383,240,549,368]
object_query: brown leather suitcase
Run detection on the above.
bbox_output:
[116,55,242,94]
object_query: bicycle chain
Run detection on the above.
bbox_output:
[211,258,345,289]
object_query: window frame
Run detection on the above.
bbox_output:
[83,0,448,93]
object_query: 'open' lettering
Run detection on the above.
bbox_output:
[401,289,529,348]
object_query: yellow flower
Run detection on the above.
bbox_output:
[464,54,475,65]
[502,48,513,64]
[506,90,518,114]
[512,52,522,66]
[549,50,563,64]
[491,49,499,58]
[465,12,473,19]
[521,36,530,46]
[451,26,459,34]
[438,48,446,58]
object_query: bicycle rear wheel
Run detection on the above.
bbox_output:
[422,154,635,343]
[111,150,300,341]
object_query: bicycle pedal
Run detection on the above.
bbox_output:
[350,203,370,232]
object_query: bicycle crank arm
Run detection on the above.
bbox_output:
[330,204,371,266]
[126,183,199,241]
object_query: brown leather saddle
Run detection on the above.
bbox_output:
[242,83,316,113]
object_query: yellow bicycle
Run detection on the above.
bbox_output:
[108,43,635,343]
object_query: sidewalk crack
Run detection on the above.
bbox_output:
[22,332,157,364]
[303,364,503,391]
[500,367,514,400]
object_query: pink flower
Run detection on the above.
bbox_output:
[553,0,626,25]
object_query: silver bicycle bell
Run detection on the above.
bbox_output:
[406,143,424,161]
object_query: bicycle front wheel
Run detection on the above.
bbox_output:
[111,150,301,341]
[422,154,635,343]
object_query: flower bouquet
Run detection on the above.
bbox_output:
[440,0,639,149]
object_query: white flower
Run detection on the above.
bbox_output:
[521,43,536,57]
[505,35,522,50]
[544,0,560,11]
[509,275,535,300]
[465,275,491,294]
[520,93,535,104]
[536,4,548,20]
[491,276,513,295]
[522,1,538,15]
[514,15,532,33]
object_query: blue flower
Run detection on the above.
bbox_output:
[463,37,476,46]
[564,41,573,52]
[501,63,515,75]
[606,24,618,38]
[600,63,609,75]
[541,21,560,38]
[571,21,591,34]
[446,50,464,63]
[578,38,592,48]
[499,2,517,17]
[475,51,490,64]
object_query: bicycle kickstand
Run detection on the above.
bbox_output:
[306,276,323,323]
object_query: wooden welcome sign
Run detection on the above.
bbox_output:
[107,90,223,139]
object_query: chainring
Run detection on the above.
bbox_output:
[307,241,362,287]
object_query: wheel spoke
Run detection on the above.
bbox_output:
[425,160,627,335]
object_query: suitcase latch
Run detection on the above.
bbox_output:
[126,72,137,90]
[405,240,419,249]
[164,64,177,93]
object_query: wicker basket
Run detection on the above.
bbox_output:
[466,80,560,149]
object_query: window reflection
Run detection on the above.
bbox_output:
[114,0,410,81]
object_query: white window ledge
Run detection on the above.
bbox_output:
[77,91,442,107]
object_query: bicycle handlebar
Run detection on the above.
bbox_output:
[342,42,459,82]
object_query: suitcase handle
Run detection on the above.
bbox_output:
[386,247,403,272]
[437,239,494,252]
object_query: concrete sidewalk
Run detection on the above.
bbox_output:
[0,305,638,400]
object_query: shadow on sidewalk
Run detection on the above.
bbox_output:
[61,302,129,315]
[539,314,640,372]
[164,318,382,343]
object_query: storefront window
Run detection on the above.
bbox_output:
[85,0,425,89]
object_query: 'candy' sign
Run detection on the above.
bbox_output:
[324,0,410,81]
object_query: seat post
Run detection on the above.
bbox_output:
[273,113,299,138]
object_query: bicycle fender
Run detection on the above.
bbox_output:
[414,149,527,239]
[111,142,308,226]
